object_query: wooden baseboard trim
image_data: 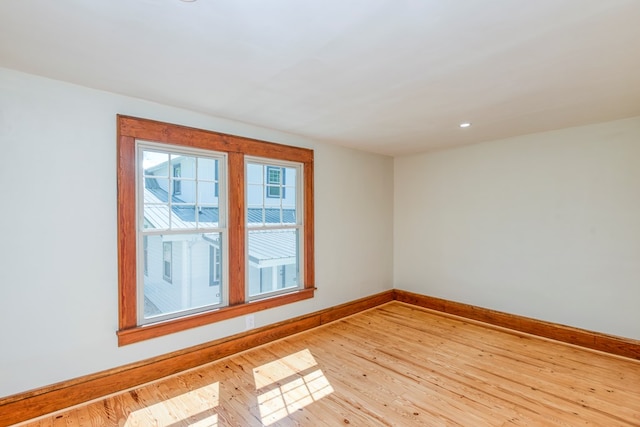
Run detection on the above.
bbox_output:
[0,290,394,427]
[393,289,640,361]
[4,288,638,426]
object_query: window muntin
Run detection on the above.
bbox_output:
[246,159,302,300]
[138,142,227,325]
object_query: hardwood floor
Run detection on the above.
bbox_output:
[19,302,640,426]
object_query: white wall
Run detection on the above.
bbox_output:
[395,117,640,340]
[0,67,394,397]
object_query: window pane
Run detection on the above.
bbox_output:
[143,151,169,176]
[143,233,223,321]
[171,155,196,179]
[198,207,220,229]
[284,167,296,185]
[265,186,281,201]
[170,204,197,229]
[282,207,296,224]
[247,229,299,298]
[144,205,170,230]
[144,176,169,195]
[197,158,217,180]
[247,208,263,224]
[198,181,218,205]
[247,163,264,184]
[247,184,264,208]
[265,208,281,223]
[172,180,195,202]
[143,176,171,229]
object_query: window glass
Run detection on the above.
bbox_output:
[144,233,223,322]
[247,162,298,227]
[247,229,300,298]
[246,159,302,300]
[139,144,226,324]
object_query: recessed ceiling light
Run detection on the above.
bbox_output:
[459,122,472,128]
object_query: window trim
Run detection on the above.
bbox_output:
[117,115,315,346]
[137,143,228,326]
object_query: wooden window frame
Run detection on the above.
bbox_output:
[117,115,315,346]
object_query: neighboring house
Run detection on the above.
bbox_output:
[142,155,297,319]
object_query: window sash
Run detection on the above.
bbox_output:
[245,158,303,301]
[136,142,228,324]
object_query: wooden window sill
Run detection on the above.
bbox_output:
[117,287,315,346]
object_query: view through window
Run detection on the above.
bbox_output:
[117,115,315,345]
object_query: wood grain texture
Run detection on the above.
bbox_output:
[227,151,245,306]
[0,291,393,426]
[117,115,313,162]
[16,302,640,426]
[303,160,315,289]
[394,289,640,360]
[116,134,137,330]
[117,288,316,346]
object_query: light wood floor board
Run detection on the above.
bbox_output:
[18,302,640,426]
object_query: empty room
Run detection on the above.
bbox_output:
[1,1,639,426]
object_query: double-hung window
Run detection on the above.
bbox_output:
[117,115,314,345]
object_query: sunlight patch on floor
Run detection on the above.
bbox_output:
[253,349,334,426]
[125,381,220,426]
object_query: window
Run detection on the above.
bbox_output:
[162,241,172,283]
[172,164,182,195]
[247,161,300,299]
[266,166,285,198]
[209,245,221,287]
[139,144,225,325]
[117,115,314,345]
